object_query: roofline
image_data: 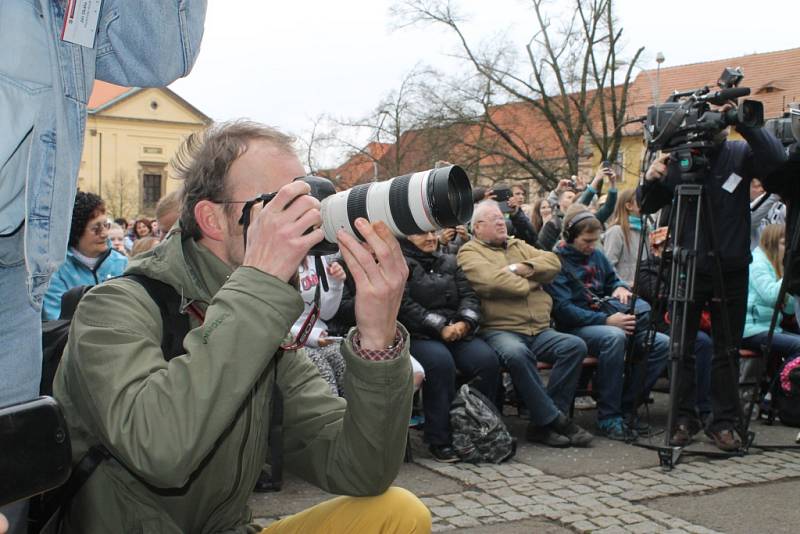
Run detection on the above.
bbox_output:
[89,86,212,124]
[637,46,800,77]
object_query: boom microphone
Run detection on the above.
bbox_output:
[703,87,750,105]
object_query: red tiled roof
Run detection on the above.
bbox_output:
[331,47,800,185]
[87,80,133,110]
[626,47,800,133]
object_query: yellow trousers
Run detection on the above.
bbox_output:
[260,486,431,534]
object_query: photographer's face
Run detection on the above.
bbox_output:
[219,140,306,267]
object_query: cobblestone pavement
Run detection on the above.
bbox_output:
[250,396,800,533]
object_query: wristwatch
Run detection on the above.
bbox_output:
[509,264,518,274]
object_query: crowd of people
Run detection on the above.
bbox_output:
[2,1,797,530]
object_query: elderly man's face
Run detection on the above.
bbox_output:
[473,205,508,246]
[219,140,306,267]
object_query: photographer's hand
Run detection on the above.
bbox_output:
[645,153,671,182]
[242,181,324,283]
[606,312,636,334]
[337,219,408,351]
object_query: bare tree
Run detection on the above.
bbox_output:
[102,169,139,220]
[327,67,472,184]
[393,0,644,189]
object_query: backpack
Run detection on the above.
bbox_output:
[775,356,800,427]
[450,384,516,464]
[31,274,191,533]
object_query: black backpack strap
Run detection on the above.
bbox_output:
[123,274,191,360]
[59,285,92,320]
[256,350,285,492]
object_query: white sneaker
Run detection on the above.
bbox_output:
[574,395,597,410]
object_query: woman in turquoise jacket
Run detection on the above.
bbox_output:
[43,192,128,321]
[741,224,800,360]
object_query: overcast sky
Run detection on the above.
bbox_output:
[170,0,796,166]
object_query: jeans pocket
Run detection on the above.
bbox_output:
[0,224,25,268]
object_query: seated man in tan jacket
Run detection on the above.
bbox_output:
[458,201,593,447]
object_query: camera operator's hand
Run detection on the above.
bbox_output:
[507,195,523,212]
[0,513,7,534]
[612,286,632,305]
[645,153,671,182]
[337,219,408,351]
[606,312,636,334]
[455,225,470,241]
[242,181,324,283]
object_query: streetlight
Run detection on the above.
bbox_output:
[655,52,665,103]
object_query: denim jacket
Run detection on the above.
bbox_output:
[0,0,206,307]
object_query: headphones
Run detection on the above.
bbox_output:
[563,211,598,243]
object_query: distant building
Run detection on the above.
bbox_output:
[79,81,211,218]
[328,47,800,195]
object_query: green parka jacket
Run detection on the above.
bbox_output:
[52,230,414,533]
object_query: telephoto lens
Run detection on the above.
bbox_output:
[311,165,473,253]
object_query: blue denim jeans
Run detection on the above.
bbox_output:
[410,337,500,446]
[742,331,800,362]
[481,328,586,427]
[0,225,42,533]
[694,331,713,416]
[568,299,669,421]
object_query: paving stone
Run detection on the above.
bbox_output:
[618,513,646,524]
[431,523,456,532]
[626,521,663,534]
[592,516,622,528]
[597,484,624,494]
[447,514,482,527]
[552,489,578,499]
[500,494,534,506]
[464,507,495,518]
[474,493,503,505]
[486,503,515,514]
[429,506,460,519]
[561,513,589,524]
[573,520,597,533]
[421,497,445,507]
[595,526,627,534]
[500,510,531,521]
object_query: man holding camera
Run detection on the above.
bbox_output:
[638,106,785,451]
[52,121,430,533]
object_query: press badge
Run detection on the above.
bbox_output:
[61,0,103,48]
[721,172,742,194]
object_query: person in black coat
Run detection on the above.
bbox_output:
[399,232,500,463]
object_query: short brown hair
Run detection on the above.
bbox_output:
[563,204,602,242]
[173,120,297,240]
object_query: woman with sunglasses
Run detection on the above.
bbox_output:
[42,192,128,320]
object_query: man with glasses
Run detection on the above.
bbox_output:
[51,121,430,533]
[457,201,594,447]
[42,192,127,321]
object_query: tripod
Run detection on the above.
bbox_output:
[646,180,758,469]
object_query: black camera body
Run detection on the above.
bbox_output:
[644,67,765,162]
[764,103,800,147]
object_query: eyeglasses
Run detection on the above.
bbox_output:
[476,216,505,225]
[88,221,111,236]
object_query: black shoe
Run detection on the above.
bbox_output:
[429,444,461,463]
[253,469,280,493]
[624,413,656,438]
[552,413,594,447]
[526,423,571,447]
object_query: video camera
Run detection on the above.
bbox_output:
[644,67,765,177]
[764,103,800,147]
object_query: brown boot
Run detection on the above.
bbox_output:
[706,428,742,452]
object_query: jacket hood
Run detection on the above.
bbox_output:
[125,225,232,304]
